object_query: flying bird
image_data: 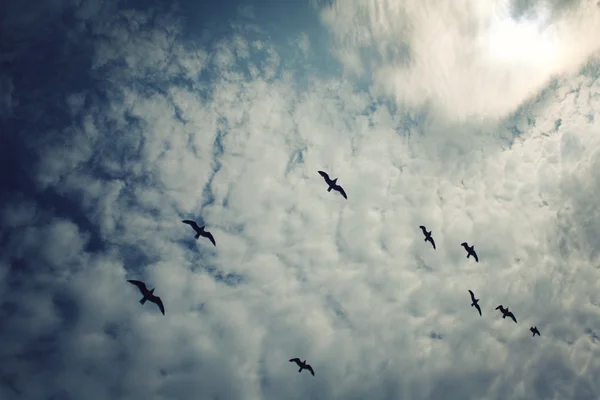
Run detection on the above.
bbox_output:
[128,280,165,315]
[289,358,315,376]
[468,290,482,316]
[461,242,479,262]
[182,220,216,246]
[318,171,347,199]
[530,326,541,337]
[419,226,436,249]
[495,305,517,323]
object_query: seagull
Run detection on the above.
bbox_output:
[461,242,479,262]
[128,280,165,315]
[468,290,482,316]
[495,305,517,323]
[289,358,315,376]
[530,326,541,337]
[318,171,347,199]
[182,220,216,246]
[419,226,436,249]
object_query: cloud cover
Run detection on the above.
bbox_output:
[2,0,600,399]
[320,0,600,120]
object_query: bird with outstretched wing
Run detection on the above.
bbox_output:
[468,290,482,316]
[419,226,436,249]
[128,279,165,315]
[318,171,347,199]
[289,358,315,376]
[182,220,216,246]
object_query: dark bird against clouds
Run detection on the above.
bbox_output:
[289,358,315,376]
[461,242,479,262]
[468,290,482,316]
[182,220,216,246]
[128,280,165,315]
[495,305,517,323]
[318,171,347,199]
[530,326,541,337]
[419,226,436,249]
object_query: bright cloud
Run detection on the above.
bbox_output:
[2,0,600,399]
[320,0,600,120]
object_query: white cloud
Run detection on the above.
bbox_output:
[319,0,600,120]
[3,1,600,399]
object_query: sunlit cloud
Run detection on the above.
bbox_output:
[320,0,600,120]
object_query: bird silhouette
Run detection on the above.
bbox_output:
[182,220,216,246]
[530,326,540,337]
[419,226,436,249]
[461,242,479,262]
[318,171,347,199]
[289,358,315,376]
[468,290,482,316]
[495,305,517,323]
[128,280,165,315]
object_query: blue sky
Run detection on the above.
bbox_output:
[2,0,600,399]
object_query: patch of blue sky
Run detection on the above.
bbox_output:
[197,123,226,210]
[185,249,246,287]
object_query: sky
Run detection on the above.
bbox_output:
[2,0,600,399]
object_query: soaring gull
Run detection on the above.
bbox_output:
[318,171,347,199]
[289,358,315,376]
[495,305,517,323]
[182,220,216,246]
[468,290,482,316]
[461,242,479,262]
[419,226,436,249]
[128,280,165,315]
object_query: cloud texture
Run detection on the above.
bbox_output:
[2,0,600,399]
[321,0,600,119]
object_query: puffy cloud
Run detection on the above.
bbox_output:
[319,0,600,120]
[2,0,600,399]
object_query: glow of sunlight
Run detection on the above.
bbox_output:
[484,0,559,68]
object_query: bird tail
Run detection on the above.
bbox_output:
[140,297,148,305]
[327,186,333,192]
[298,368,302,373]
[194,233,200,239]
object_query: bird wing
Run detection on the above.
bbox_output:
[182,220,200,231]
[468,290,476,302]
[472,250,479,263]
[508,312,517,323]
[419,226,427,235]
[127,280,148,294]
[318,171,331,185]
[289,358,301,366]
[149,296,165,315]
[428,237,436,249]
[475,303,482,316]
[535,328,540,336]
[202,230,217,246]
[334,185,347,199]
[306,365,315,376]
[495,305,504,312]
